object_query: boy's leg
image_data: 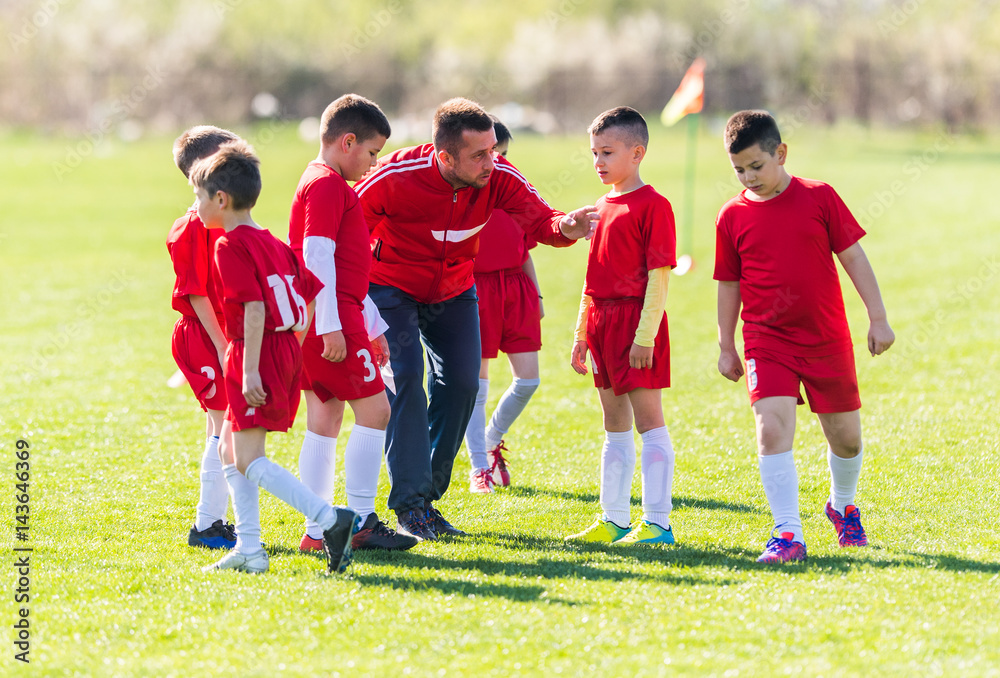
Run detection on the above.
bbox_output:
[628,389,673,531]
[464,359,491,474]
[206,421,267,572]
[752,396,804,544]
[484,351,540,450]
[192,408,231,535]
[299,390,345,542]
[344,392,391,524]
[818,409,868,546]
[597,387,636,528]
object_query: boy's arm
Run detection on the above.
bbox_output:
[303,235,347,362]
[717,281,744,381]
[837,242,895,356]
[570,285,592,375]
[631,266,670,369]
[189,294,228,364]
[521,254,544,319]
[242,301,267,407]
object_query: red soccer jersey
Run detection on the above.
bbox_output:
[474,209,537,273]
[287,161,370,336]
[714,176,865,356]
[215,225,323,340]
[166,208,225,328]
[355,143,573,303]
[584,185,677,300]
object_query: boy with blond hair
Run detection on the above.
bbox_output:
[715,110,894,563]
[566,106,678,545]
[191,141,359,574]
[167,125,240,550]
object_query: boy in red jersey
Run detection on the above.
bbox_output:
[167,125,240,550]
[714,110,895,563]
[463,116,544,493]
[288,94,417,552]
[566,107,678,546]
[191,141,359,574]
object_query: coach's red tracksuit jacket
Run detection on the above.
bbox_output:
[355,143,573,304]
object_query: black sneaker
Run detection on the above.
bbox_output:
[424,503,467,537]
[352,513,419,551]
[188,519,237,550]
[322,508,361,573]
[395,508,436,542]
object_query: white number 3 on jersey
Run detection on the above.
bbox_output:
[267,274,309,331]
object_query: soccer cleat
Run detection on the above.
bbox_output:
[825,501,869,547]
[202,549,269,574]
[469,468,494,494]
[488,441,511,487]
[424,503,467,537]
[299,534,324,553]
[322,508,361,573]
[352,513,419,551]
[188,519,237,550]
[564,516,630,543]
[395,507,437,542]
[756,531,807,563]
[617,520,675,545]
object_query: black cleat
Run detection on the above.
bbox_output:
[322,508,361,573]
[352,513,419,551]
[424,503,467,537]
[395,507,436,542]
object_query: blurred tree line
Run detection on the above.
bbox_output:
[2,0,999,135]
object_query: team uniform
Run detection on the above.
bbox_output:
[214,224,322,432]
[356,144,574,518]
[584,185,676,395]
[714,176,865,413]
[288,161,385,403]
[166,208,227,411]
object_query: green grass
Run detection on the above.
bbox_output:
[2,122,999,676]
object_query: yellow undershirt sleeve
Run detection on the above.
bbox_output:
[574,286,592,343]
[634,266,671,347]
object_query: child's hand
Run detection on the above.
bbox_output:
[371,333,390,368]
[570,340,589,375]
[718,347,744,382]
[242,371,267,407]
[868,319,895,356]
[322,330,347,362]
[629,343,653,370]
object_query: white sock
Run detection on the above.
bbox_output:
[485,377,539,449]
[639,426,674,529]
[465,378,490,470]
[224,464,263,555]
[600,429,636,528]
[298,430,337,540]
[344,424,384,525]
[244,457,336,532]
[759,450,803,543]
[828,445,864,513]
[195,435,229,531]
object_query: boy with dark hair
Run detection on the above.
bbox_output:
[463,116,544,493]
[167,125,240,550]
[566,106,678,545]
[715,109,894,563]
[191,141,359,574]
[288,94,417,552]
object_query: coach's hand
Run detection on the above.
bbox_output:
[718,347,744,382]
[560,206,600,240]
[242,370,267,407]
[322,330,347,362]
[629,343,653,370]
[570,340,589,375]
[371,333,389,368]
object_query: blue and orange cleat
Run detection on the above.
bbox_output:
[825,501,868,547]
[757,530,807,563]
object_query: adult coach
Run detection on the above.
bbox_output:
[356,98,597,540]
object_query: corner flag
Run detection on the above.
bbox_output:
[661,57,706,127]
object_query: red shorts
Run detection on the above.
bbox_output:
[744,347,861,413]
[225,332,303,432]
[171,316,227,412]
[587,298,670,396]
[476,268,542,360]
[301,332,386,403]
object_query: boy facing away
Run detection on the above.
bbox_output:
[166,125,240,550]
[463,115,544,494]
[566,106,677,546]
[191,141,359,575]
[287,94,417,552]
[714,110,894,563]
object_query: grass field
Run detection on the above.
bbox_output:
[2,121,999,677]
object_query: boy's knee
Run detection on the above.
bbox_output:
[830,441,862,458]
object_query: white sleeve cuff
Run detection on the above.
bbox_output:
[362,294,389,340]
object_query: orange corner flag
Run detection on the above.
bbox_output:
[661,57,706,127]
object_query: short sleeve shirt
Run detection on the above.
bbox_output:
[166,208,225,327]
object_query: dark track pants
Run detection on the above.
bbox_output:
[368,284,481,512]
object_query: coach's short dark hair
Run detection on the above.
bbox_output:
[588,106,649,148]
[489,114,512,147]
[172,125,241,178]
[724,110,782,155]
[433,98,494,156]
[189,140,261,210]
[320,94,391,145]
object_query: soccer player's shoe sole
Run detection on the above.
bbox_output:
[756,531,807,563]
[323,508,361,573]
[188,519,237,550]
[825,501,868,547]
[202,549,269,574]
[617,520,675,545]
[564,517,630,543]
